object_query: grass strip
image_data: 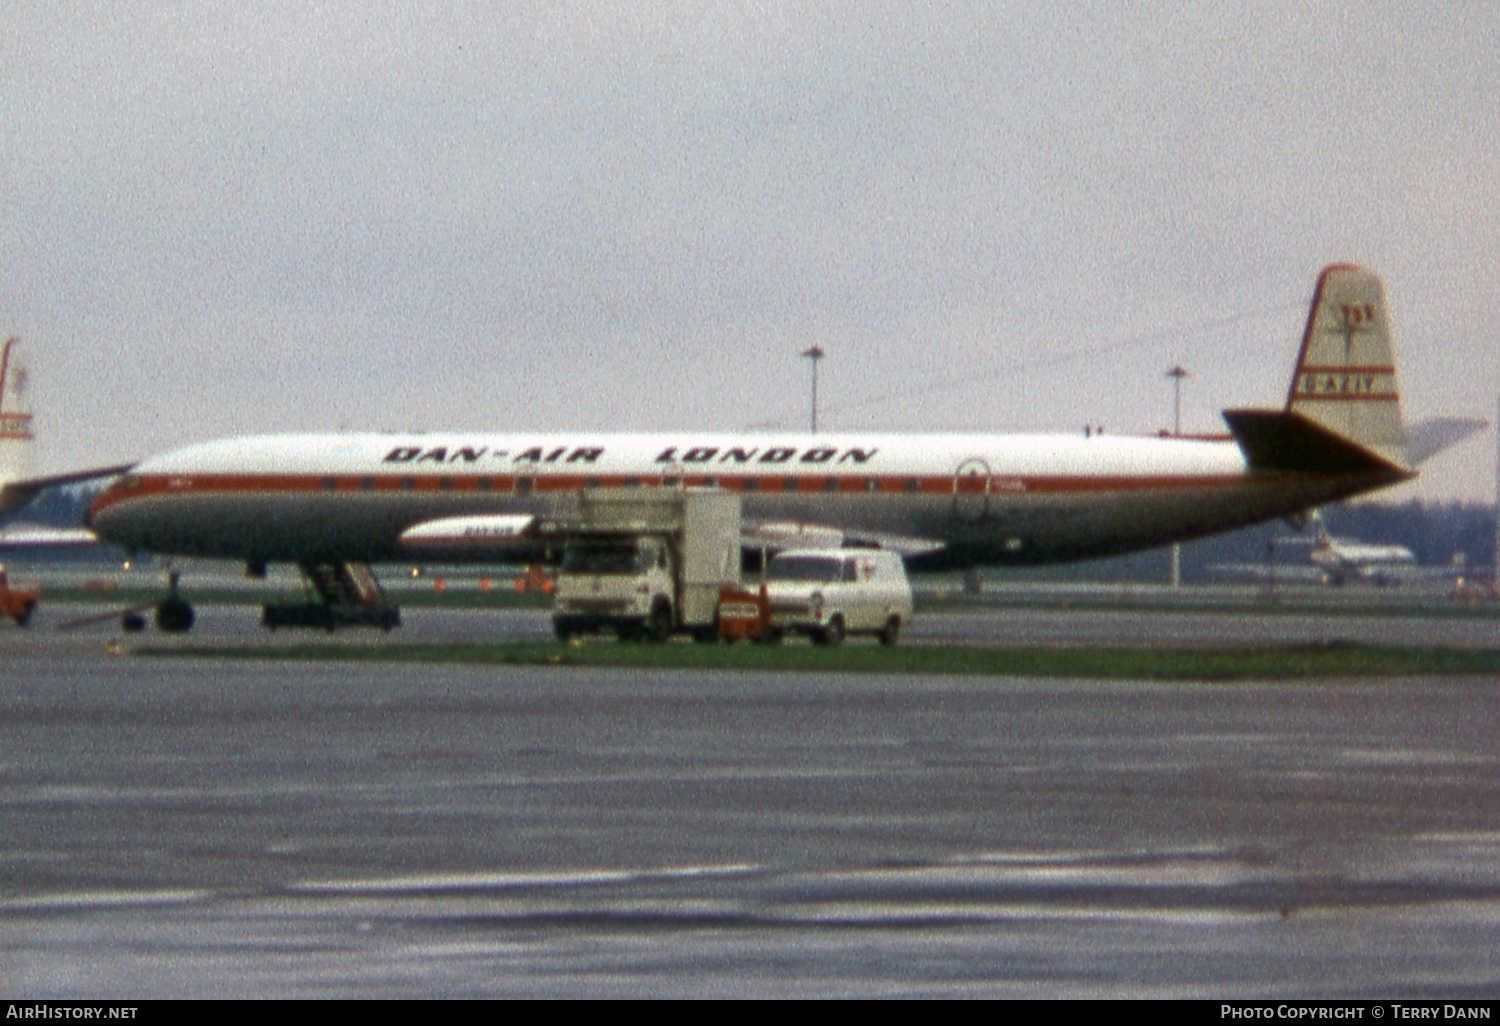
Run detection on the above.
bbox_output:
[140,640,1500,680]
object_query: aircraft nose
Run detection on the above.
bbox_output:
[85,477,133,535]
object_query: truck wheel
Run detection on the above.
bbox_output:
[815,614,845,647]
[645,598,673,643]
[878,616,901,646]
[13,604,34,628]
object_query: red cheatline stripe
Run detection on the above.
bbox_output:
[88,469,1256,516]
[1297,365,1395,375]
[1292,393,1400,402]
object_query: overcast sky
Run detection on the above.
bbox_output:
[2,2,1496,500]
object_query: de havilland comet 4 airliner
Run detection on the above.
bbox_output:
[0,265,1482,631]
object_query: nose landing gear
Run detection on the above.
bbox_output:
[154,571,195,633]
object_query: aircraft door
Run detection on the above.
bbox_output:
[952,457,992,521]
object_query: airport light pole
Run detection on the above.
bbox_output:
[1166,365,1190,588]
[1166,365,1190,436]
[802,345,825,433]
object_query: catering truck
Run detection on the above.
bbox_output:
[549,488,741,642]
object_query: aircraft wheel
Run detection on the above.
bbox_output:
[155,597,195,633]
[121,611,147,633]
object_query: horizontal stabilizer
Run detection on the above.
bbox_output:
[1223,408,1413,476]
[1407,416,1487,466]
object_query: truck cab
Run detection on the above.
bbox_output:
[763,549,913,645]
[553,535,677,641]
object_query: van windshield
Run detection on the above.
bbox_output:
[767,554,846,583]
[561,540,650,574]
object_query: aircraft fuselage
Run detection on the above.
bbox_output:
[87,430,1405,570]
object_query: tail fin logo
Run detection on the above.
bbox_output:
[1334,302,1377,360]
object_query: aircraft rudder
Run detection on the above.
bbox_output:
[1284,265,1410,471]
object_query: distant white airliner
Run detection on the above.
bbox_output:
[1212,513,1470,588]
[0,266,1484,629]
[1306,522,1416,580]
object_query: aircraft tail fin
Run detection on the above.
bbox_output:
[1282,264,1411,471]
[0,338,33,491]
[1224,266,1414,478]
[0,337,132,515]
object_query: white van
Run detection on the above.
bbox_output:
[763,549,913,646]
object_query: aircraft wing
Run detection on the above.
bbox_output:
[0,522,99,547]
[397,514,543,560]
[743,519,946,560]
[0,464,134,516]
[396,513,947,565]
